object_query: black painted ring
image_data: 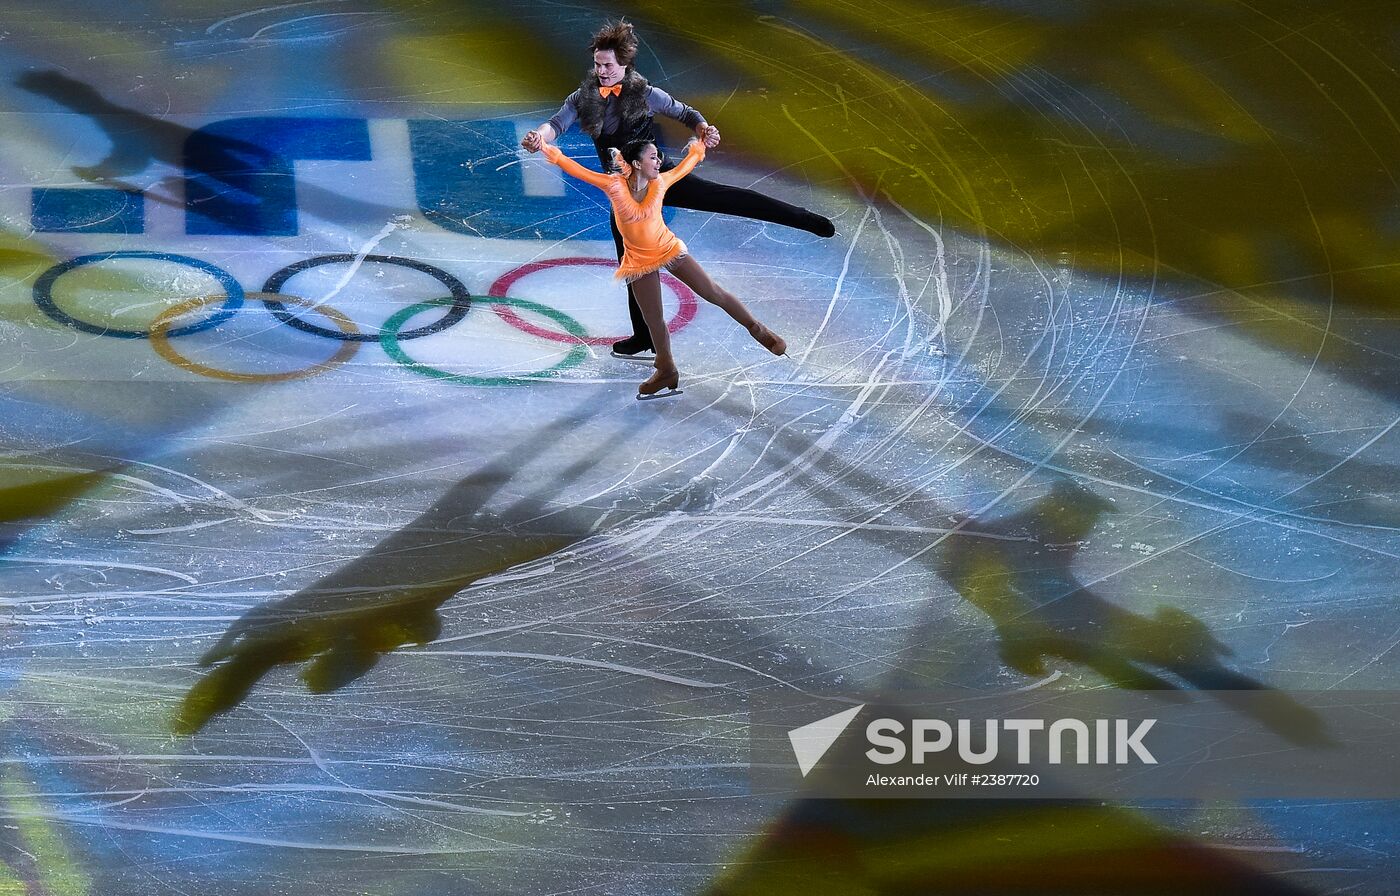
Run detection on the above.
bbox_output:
[261,253,472,342]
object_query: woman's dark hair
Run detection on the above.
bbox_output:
[620,139,656,168]
[589,19,638,67]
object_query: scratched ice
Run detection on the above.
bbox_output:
[0,2,1397,894]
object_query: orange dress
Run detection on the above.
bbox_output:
[541,141,705,281]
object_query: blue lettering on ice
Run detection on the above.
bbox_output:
[183,117,372,236]
[32,188,144,234]
[28,116,672,240]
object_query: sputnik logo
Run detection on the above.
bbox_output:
[787,704,865,776]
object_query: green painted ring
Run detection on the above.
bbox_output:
[380,295,589,387]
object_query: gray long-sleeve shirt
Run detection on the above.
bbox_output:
[546,85,705,139]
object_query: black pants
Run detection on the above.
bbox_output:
[609,172,828,345]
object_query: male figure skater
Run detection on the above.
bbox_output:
[521,19,833,358]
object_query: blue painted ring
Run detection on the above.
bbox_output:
[32,250,245,340]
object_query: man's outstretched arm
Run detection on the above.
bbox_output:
[521,90,581,152]
[647,85,721,148]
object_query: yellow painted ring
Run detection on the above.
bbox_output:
[148,292,360,383]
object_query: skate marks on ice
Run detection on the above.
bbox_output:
[685,420,1326,895]
[934,482,1329,746]
[175,409,723,734]
[695,406,1328,745]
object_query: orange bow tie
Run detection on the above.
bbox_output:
[598,83,622,98]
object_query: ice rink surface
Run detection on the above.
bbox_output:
[1,2,1397,893]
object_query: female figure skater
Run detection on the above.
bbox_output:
[522,19,832,360]
[540,137,786,398]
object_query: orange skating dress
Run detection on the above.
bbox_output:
[541,140,705,282]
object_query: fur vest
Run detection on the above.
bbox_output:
[575,69,654,142]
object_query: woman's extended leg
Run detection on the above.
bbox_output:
[630,272,675,377]
[666,255,786,355]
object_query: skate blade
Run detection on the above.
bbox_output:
[611,350,657,363]
[636,387,683,401]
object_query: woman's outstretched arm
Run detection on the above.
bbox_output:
[540,143,615,190]
[658,140,706,188]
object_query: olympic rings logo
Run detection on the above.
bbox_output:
[32,252,699,386]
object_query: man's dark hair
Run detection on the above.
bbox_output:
[589,19,639,67]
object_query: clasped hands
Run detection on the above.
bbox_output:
[519,123,721,153]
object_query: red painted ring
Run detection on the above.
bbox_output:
[488,256,698,347]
